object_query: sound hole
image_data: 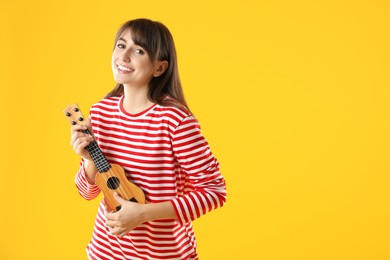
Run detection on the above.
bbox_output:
[107,177,120,190]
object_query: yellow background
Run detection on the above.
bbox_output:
[1,0,389,259]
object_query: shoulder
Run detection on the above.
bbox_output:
[157,95,193,122]
[155,105,200,137]
[157,104,190,120]
[156,101,196,123]
[90,96,121,113]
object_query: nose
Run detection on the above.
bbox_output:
[121,54,130,63]
[120,49,132,63]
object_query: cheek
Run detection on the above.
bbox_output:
[111,56,117,72]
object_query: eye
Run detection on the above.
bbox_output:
[134,49,145,55]
[116,43,125,49]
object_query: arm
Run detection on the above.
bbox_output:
[74,159,101,200]
[71,118,101,200]
[169,116,227,225]
[106,194,177,237]
[106,116,227,237]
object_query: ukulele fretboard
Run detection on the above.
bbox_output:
[82,129,111,173]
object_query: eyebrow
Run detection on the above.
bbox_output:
[118,37,127,43]
[117,37,145,50]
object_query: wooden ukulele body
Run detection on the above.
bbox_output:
[95,163,146,211]
[65,103,146,212]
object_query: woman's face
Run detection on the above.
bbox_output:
[112,29,156,88]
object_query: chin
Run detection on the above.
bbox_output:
[113,77,128,85]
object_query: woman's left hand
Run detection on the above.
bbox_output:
[105,193,146,237]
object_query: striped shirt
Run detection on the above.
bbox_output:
[75,95,227,260]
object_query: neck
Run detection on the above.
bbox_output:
[122,84,154,114]
[82,129,111,173]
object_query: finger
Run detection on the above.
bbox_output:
[70,130,92,146]
[116,227,129,237]
[71,132,93,146]
[109,226,124,236]
[72,139,93,159]
[72,137,93,153]
[117,231,128,238]
[75,118,94,138]
[71,129,92,140]
[113,192,126,204]
[70,124,87,135]
[105,211,117,221]
[106,219,117,227]
[108,226,116,235]
[85,118,93,132]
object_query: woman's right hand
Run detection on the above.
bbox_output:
[70,118,94,160]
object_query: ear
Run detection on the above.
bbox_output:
[153,60,168,77]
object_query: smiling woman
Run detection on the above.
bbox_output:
[69,18,227,260]
[106,19,188,113]
[112,32,167,92]
[3,0,389,259]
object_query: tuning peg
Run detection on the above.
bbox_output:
[65,112,71,117]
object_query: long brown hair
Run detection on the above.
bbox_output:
[106,18,190,113]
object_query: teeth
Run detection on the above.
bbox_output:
[118,64,131,71]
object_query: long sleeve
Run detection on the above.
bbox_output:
[77,97,226,259]
[75,161,101,200]
[170,116,227,225]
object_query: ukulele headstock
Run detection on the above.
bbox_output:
[64,104,87,126]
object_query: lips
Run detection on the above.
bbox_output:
[117,64,134,73]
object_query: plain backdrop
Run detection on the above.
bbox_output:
[1,0,389,259]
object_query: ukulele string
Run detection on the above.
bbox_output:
[68,106,137,209]
[110,166,130,201]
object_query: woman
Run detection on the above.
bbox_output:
[70,18,227,260]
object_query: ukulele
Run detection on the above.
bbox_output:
[64,104,146,212]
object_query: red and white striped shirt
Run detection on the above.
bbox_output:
[75,95,227,260]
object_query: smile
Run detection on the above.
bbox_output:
[117,64,133,73]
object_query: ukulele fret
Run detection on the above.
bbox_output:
[64,103,146,210]
[82,129,111,173]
